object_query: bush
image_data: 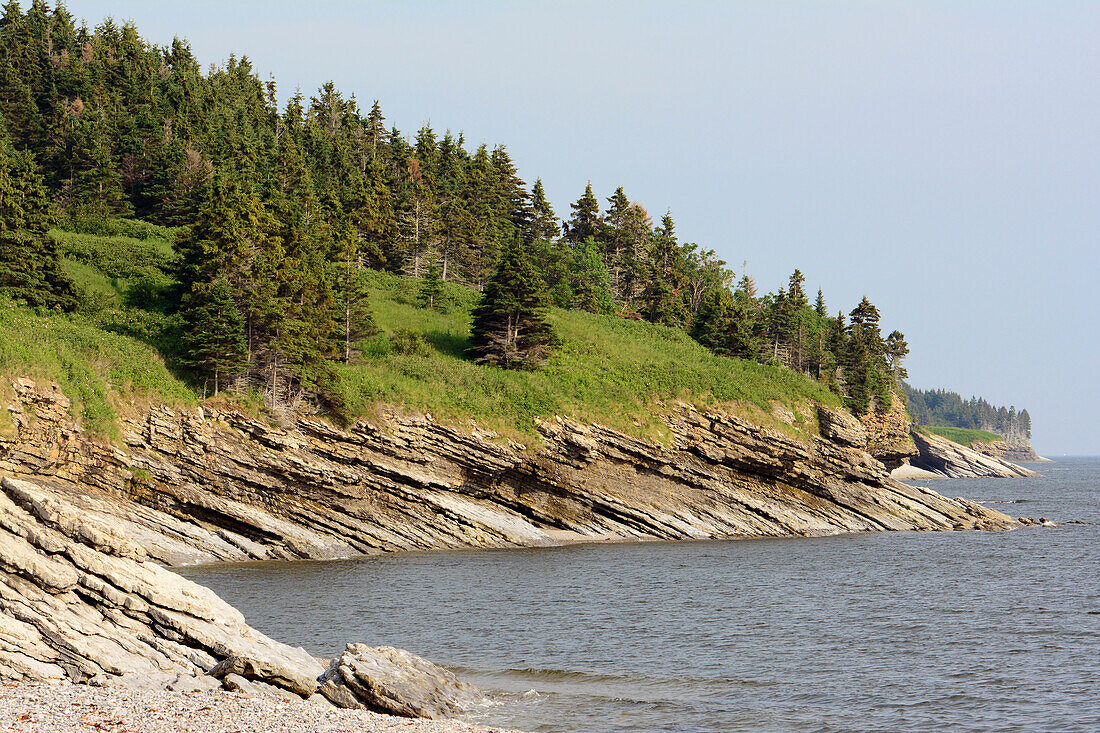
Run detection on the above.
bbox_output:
[57,215,176,242]
[390,328,431,357]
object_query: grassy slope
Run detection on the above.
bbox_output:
[919,425,1004,446]
[1,226,844,444]
[332,270,841,442]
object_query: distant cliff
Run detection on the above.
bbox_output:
[904,430,1039,479]
[967,439,1048,464]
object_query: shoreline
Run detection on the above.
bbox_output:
[0,682,522,733]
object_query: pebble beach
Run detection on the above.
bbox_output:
[0,683,519,733]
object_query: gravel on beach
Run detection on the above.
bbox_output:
[0,682,520,733]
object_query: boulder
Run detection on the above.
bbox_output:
[318,644,489,720]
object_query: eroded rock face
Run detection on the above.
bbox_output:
[908,431,1039,479]
[0,475,489,718]
[318,644,489,719]
[0,378,1019,569]
[0,475,322,691]
[967,439,1048,464]
[860,397,918,471]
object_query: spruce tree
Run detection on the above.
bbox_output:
[418,255,444,310]
[468,235,556,369]
[331,223,375,361]
[0,131,76,309]
[178,277,248,395]
[564,182,602,244]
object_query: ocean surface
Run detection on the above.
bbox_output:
[183,456,1100,732]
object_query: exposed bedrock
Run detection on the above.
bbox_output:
[967,439,1049,464]
[0,378,1017,569]
[906,430,1039,479]
[0,474,487,717]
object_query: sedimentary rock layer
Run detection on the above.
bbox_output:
[0,378,1018,568]
[908,430,1039,479]
[0,473,490,717]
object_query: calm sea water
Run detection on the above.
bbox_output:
[183,456,1100,732]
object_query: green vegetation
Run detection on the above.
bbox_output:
[0,298,191,439]
[0,2,907,441]
[905,384,1031,443]
[330,270,841,441]
[919,425,1004,446]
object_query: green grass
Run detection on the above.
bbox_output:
[920,425,1004,446]
[3,226,849,446]
[0,298,193,440]
[328,270,842,443]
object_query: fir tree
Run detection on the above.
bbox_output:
[418,255,444,310]
[331,223,375,361]
[529,178,559,242]
[564,182,601,244]
[468,235,556,369]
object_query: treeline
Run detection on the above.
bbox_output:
[905,385,1031,444]
[0,1,909,417]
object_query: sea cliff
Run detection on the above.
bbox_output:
[0,378,1018,565]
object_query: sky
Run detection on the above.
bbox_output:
[51,0,1100,454]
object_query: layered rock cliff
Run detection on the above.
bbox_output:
[0,474,489,719]
[906,430,1039,479]
[967,439,1048,464]
[0,377,1026,719]
[0,378,1017,570]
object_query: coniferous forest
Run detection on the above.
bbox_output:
[904,384,1032,445]
[0,1,911,419]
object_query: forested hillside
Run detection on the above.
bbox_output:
[905,384,1032,445]
[0,1,909,424]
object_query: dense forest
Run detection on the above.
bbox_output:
[905,384,1031,444]
[0,1,909,417]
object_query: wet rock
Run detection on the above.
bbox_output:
[318,644,489,719]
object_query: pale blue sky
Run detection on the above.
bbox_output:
[54,1,1100,454]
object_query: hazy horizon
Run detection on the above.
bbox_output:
[45,0,1100,455]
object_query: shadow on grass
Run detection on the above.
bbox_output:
[424,329,470,359]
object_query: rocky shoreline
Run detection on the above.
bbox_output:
[0,682,518,733]
[0,379,1020,566]
[905,430,1040,479]
[0,378,1029,730]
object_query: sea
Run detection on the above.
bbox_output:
[182,456,1100,733]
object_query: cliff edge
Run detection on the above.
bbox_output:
[0,378,1017,567]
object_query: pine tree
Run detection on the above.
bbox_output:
[0,131,76,309]
[331,222,375,361]
[885,330,909,382]
[814,288,827,317]
[529,178,559,242]
[787,269,807,309]
[468,235,556,369]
